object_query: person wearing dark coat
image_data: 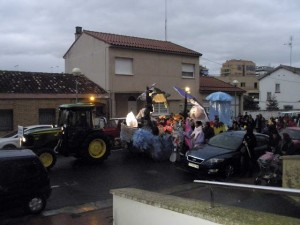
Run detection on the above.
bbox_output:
[203,121,215,143]
[241,126,257,177]
[274,133,295,156]
[228,121,241,131]
[254,114,263,133]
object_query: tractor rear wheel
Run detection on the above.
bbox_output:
[81,133,110,162]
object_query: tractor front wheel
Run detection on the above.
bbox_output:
[37,148,57,170]
[81,133,110,162]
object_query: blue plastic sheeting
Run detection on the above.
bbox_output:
[208,101,232,126]
[206,91,233,102]
[132,129,173,161]
[206,92,233,126]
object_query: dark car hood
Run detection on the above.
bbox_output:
[187,145,236,159]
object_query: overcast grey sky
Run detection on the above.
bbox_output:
[0,0,299,75]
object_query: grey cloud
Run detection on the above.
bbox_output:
[0,0,299,74]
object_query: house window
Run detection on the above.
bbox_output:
[182,63,195,78]
[241,82,245,87]
[115,57,133,75]
[254,82,258,89]
[39,108,56,125]
[275,83,280,93]
[128,96,137,115]
[267,92,271,100]
[0,109,13,131]
[153,103,169,115]
[284,105,293,110]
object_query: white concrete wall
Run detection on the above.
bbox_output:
[111,188,300,225]
[113,195,219,225]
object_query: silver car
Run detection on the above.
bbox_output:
[0,125,53,149]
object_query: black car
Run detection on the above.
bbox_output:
[185,131,270,178]
[0,149,52,214]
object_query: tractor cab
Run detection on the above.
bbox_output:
[57,103,94,128]
[56,103,109,157]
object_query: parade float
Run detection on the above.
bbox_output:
[120,85,208,161]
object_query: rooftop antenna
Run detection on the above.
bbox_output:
[165,0,167,41]
[284,36,293,66]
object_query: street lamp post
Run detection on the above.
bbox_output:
[72,68,81,103]
[232,80,239,120]
[183,87,190,120]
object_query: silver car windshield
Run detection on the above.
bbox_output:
[208,133,242,150]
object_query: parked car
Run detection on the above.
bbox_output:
[279,127,300,154]
[102,118,125,148]
[185,131,270,178]
[0,149,52,214]
[0,125,53,149]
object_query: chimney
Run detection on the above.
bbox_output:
[75,26,82,40]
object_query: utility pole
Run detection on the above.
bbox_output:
[165,0,168,41]
[284,36,293,66]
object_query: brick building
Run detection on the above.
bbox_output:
[0,71,108,135]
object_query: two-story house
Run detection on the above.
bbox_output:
[258,65,300,110]
[64,27,202,118]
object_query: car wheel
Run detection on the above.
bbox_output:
[254,178,262,185]
[25,195,46,214]
[224,164,235,178]
[3,144,17,150]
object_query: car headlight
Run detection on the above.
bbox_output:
[204,158,225,165]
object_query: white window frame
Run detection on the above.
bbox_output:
[115,57,133,75]
[152,103,169,115]
[181,63,195,78]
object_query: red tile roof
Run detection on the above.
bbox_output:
[199,76,245,94]
[77,30,201,57]
[0,71,107,95]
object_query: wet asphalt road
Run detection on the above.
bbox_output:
[46,149,195,211]
[1,149,300,224]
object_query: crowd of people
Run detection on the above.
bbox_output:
[156,112,298,154]
[156,112,298,177]
[231,112,297,156]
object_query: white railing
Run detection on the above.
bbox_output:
[194,180,300,208]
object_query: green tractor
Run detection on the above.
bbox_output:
[21,103,111,169]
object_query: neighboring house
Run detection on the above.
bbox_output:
[258,65,300,110]
[220,59,256,76]
[255,65,274,76]
[199,76,246,118]
[0,70,108,135]
[64,27,202,118]
[217,75,259,100]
